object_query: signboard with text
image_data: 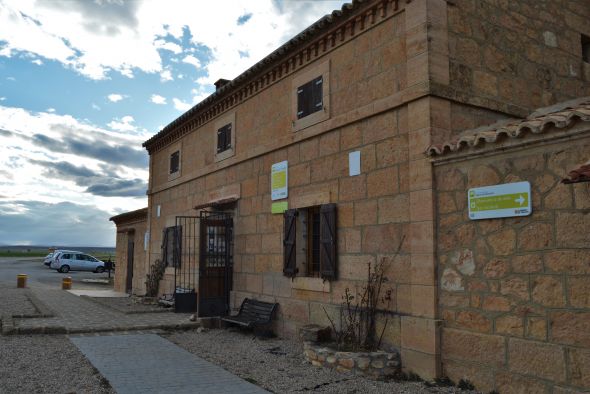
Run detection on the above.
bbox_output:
[468,181,532,220]
[271,161,288,201]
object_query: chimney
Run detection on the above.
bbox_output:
[214,78,230,92]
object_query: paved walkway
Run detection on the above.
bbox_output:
[70,333,267,394]
[4,287,200,334]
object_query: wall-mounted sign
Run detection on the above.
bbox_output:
[468,181,532,220]
[271,201,288,214]
[271,160,288,201]
[349,151,361,176]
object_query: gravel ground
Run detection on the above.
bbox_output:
[0,288,37,316]
[0,335,114,394]
[165,328,480,394]
[85,296,172,314]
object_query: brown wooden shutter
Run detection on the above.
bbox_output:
[283,209,298,277]
[161,228,169,265]
[173,225,182,268]
[320,203,337,280]
[312,76,323,111]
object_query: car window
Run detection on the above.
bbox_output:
[61,253,71,259]
[76,254,87,260]
[88,256,98,262]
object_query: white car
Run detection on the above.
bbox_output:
[44,249,80,267]
[50,251,105,273]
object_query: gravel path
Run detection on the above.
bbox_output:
[0,335,115,394]
[0,288,37,316]
[165,328,479,394]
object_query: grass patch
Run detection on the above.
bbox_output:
[0,251,47,257]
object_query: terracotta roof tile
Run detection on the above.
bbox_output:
[562,161,590,184]
[427,97,590,157]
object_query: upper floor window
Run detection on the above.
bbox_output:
[291,59,330,132]
[217,123,232,153]
[170,150,180,174]
[297,76,323,119]
[214,112,236,162]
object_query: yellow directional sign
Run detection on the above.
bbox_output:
[468,181,531,220]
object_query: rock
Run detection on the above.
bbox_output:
[189,314,197,322]
[197,327,208,333]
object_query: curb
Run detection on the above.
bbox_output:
[1,321,201,336]
[24,289,55,318]
[81,295,173,315]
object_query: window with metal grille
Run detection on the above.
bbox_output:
[169,150,180,174]
[217,123,232,153]
[582,34,590,63]
[162,225,181,267]
[283,204,336,280]
[297,76,323,119]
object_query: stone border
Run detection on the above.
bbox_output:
[1,321,201,336]
[80,295,172,315]
[25,289,54,318]
[303,341,401,379]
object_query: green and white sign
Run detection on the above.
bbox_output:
[271,160,288,201]
[468,181,531,220]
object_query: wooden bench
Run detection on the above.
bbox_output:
[221,298,278,331]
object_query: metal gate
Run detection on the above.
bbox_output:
[174,216,199,313]
[198,210,233,317]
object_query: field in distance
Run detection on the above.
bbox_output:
[0,245,116,261]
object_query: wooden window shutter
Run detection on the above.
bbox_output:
[217,128,224,153]
[283,209,298,277]
[312,76,323,110]
[161,228,169,265]
[173,226,182,268]
[319,203,337,280]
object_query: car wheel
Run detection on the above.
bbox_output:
[59,265,70,273]
[95,266,105,273]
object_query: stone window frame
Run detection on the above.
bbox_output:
[214,112,236,162]
[167,141,182,181]
[291,59,330,132]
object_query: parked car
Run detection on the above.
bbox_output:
[44,249,80,267]
[50,251,105,273]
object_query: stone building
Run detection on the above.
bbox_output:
[109,208,148,294]
[111,0,590,390]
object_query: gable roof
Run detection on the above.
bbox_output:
[427,97,590,157]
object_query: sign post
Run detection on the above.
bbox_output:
[271,161,288,201]
[468,181,532,220]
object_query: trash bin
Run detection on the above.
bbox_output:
[62,277,72,290]
[17,274,27,288]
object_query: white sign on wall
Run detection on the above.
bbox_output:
[349,151,361,176]
[271,161,288,201]
[468,181,532,220]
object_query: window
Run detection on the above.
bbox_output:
[217,123,232,153]
[283,203,337,280]
[291,59,330,132]
[297,76,323,119]
[582,34,590,63]
[214,112,236,162]
[169,150,180,174]
[162,225,181,267]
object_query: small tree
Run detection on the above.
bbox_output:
[324,238,403,351]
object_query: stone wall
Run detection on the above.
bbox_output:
[447,0,590,115]
[435,137,590,392]
[113,219,147,295]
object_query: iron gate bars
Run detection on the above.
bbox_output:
[198,210,233,317]
[174,216,199,312]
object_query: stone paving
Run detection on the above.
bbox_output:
[3,287,200,335]
[70,333,267,394]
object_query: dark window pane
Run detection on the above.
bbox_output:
[217,124,232,153]
[170,150,180,174]
[297,76,322,120]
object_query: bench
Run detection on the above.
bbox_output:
[221,298,278,331]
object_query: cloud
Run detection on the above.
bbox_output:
[46,107,55,113]
[160,69,173,82]
[150,94,166,105]
[0,97,5,101]
[182,54,201,69]
[0,200,117,246]
[154,39,182,54]
[107,115,137,132]
[172,98,192,111]
[107,93,124,103]
[28,159,147,197]
[91,103,101,110]
[0,1,345,81]
[32,59,43,65]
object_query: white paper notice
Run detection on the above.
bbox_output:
[349,151,360,176]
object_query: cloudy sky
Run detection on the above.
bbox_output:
[0,0,346,247]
